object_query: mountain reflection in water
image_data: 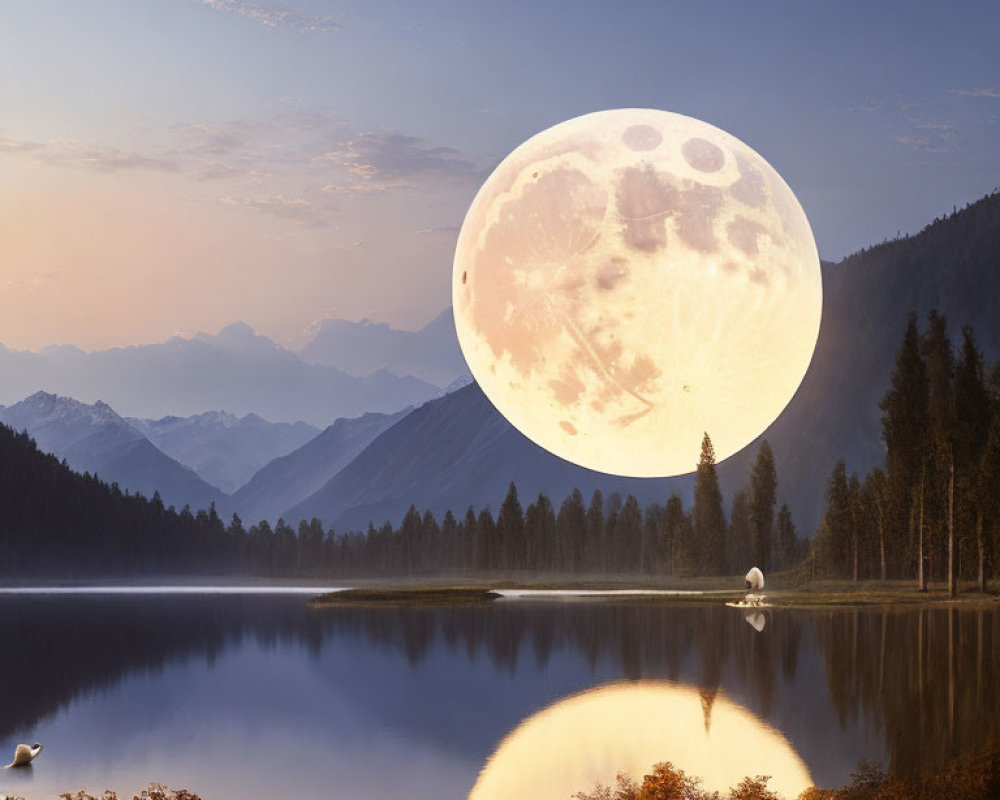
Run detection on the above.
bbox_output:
[0,594,996,798]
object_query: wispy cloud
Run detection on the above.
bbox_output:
[1,271,59,295]
[895,122,959,153]
[950,87,1000,98]
[41,146,180,173]
[317,132,479,193]
[0,135,180,173]
[415,224,460,235]
[846,98,889,113]
[193,0,341,34]
[221,192,329,226]
[170,120,260,155]
[0,136,43,154]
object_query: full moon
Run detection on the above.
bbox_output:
[453,109,821,477]
[468,681,813,800]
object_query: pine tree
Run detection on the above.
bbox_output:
[617,494,643,572]
[662,494,685,575]
[441,509,458,570]
[461,506,478,571]
[954,326,991,587]
[556,488,586,572]
[863,467,889,581]
[923,310,956,595]
[775,503,797,570]
[399,505,423,574]
[728,490,753,573]
[421,510,441,570]
[978,415,1000,590]
[497,482,525,570]
[749,440,777,572]
[476,507,497,571]
[525,492,556,571]
[848,471,862,583]
[642,503,665,575]
[665,494,694,576]
[585,490,604,572]
[693,433,727,575]
[880,312,929,585]
[817,460,851,576]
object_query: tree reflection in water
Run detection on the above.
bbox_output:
[0,595,995,784]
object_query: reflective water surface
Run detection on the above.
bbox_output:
[0,593,997,799]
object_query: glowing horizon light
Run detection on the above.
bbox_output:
[453,108,821,477]
[468,681,813,800]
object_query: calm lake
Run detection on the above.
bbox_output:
[0,590,997,799]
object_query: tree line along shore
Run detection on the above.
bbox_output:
[0,309,998,593]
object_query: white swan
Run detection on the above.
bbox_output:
[4,744,41,768]
[744,567,765,592]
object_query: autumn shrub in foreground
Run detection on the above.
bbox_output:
[58,784,203,800]
[572,763,790,800]
[574,748,1000,800]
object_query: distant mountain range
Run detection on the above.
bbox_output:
[224,408,411,525]
[0,392,222,512]
[128,411,319,495]
[0,321,440,427]
[299,308,468,386]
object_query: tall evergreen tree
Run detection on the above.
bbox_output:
[817,460,851,576]
[616,494,643,572]
[880,312,929,585]
[863,467,889,581]
[441,509,458,570]
[978,415,1000,590]
[693,433,727,575]
[476,507,497,571]
[461,506,478,571]
[526,492,556,570]
[923,310,956,595]
[848,472,862,583]
[497,482,525,570]
[421,510,441,570]
[748,440,777,572]
[585,490,605,572]
[954,326,991,585]
[555,488,586,572]
[775,504,797,571]
[662,494,685,575]
[665,494,695,576]
[399,505,423,574]
[728,491,753,573]
[642,503,665,575]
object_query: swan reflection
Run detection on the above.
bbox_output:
[745,610,767,633]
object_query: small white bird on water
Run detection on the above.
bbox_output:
[4,743,41,769]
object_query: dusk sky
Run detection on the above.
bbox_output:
[1,0,998,352]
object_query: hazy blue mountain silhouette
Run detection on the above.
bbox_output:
[0,322,440,427]
[226,407,412,525]
[128,411,319,495]
[299,308,468,387]
[0,392,222,512]
[285,383,680,531]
